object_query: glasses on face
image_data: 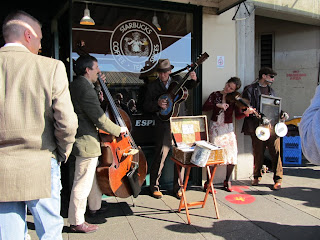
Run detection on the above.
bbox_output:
[268,75,275,78]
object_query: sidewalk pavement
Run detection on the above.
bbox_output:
[27,160,320,240]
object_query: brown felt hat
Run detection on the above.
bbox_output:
[157,59,174,72]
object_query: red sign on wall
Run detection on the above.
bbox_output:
[286,70,306,80]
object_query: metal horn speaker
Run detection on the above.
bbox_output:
[274,122,288,137]
[255,125,271,141]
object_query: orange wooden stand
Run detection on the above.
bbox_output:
[171,157,220,225]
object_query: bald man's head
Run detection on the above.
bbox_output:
[2,10,42,54]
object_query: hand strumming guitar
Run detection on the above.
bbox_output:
[158,97,168,110]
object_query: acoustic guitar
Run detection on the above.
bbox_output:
[158,52,209,121]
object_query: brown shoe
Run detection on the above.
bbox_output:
[252,179,260,186]
[152,190,163,199]
[273,182,281,190]
[70,222,98,233]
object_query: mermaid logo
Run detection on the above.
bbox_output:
[110,20,162,73]
[124,32,149,56]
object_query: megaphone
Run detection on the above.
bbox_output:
[275,122,288,137]
[255,122,288,141]
[255,125,271,141]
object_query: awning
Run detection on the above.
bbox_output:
[164,0,246,15]
[103,72,144,86]
[217,0,247,14]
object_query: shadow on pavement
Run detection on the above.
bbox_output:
[231,182,320,209]
[165,219,320,240]
[283,167,320,180]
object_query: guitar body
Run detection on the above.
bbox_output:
[158,83,188,121]
[157,52,209,121]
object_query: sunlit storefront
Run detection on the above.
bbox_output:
[55,0,204,187]
[51,0,319,189]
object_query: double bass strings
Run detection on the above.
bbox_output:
[98,76,139,167]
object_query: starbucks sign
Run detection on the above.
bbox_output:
[110,20,162,73]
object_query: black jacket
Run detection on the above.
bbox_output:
[241,82,276,135]
[143,75,199,119]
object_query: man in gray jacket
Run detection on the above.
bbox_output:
[0,11,78,240]
[68,55,127,233]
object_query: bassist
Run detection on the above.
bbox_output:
[143,59,198,199]
[68,55,127,233]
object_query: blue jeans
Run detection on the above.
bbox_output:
[0,158,64,240]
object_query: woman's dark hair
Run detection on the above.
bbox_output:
[74,55,97,76]
[227,77,241,90]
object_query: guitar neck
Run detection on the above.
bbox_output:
[170,53,209,95]
[172,63,198,95]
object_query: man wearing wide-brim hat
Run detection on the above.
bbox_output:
[143,59,199,199]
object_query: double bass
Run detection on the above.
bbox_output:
[96,77,147,198]
[73,42,147,198]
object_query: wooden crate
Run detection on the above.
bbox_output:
[170,115,225,165]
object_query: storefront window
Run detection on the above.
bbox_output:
[72,2,194,146]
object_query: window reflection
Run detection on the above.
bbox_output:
[72,2,193,146]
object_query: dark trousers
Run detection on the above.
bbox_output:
[250,132,283,183]
[149,121,182,192]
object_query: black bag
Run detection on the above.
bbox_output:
[127,167,141,198]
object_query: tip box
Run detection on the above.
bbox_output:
[170,115,225,165]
